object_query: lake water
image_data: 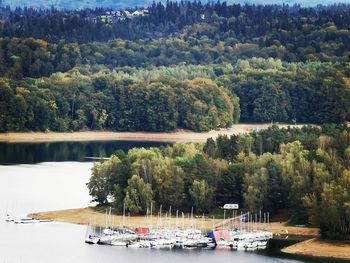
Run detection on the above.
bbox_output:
[0,141,168,164]
[0,142,348,263]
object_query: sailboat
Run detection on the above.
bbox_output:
[85,219,99,244]
[5,213,13,222]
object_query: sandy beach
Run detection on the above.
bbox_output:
[281,238,350,260]
[31,207,318,236]
[31,207,221,231]
[0,124,305,143]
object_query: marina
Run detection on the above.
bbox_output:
[83,208,273,251]
[85,225,273,250]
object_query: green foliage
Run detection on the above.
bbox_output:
[87,155,122,204]
[124,175,153,214]
[88,125,350,239]
[154,157,185,209]
[218,163,244,206]
[1,59,349,131]
[2,3,350,64]
[304,170,350,239]
[0,73,238,132]
[189,179,214,213]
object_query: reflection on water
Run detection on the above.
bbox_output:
[0,141,169,164]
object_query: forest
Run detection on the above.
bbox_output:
[0,59,349,131]
[88,125,350,239]
[2,0,344,10]
[0,2,349,132]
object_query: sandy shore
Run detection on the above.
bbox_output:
[31,207,221,231]
[0,124,305,143]
[282,238,350,260]
[31,207,318,236]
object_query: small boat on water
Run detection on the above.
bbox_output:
[5,214,14,222]
[236,240,247,250]
[150,238,174,249]
[127,241,151,248]
[85,221,100,244]
[110,240,128,247]
[257,240,267,249]
[245,241,258,250]
[13,216,52,224]
[216,238,227,247]
[85,235,100,244]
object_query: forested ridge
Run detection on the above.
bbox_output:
[2,0,345,10]
[88,125,350,239]
[0,2,349,132]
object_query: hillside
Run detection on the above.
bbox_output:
[2,0,347,10]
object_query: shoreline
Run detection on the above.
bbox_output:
[30,207,319,236]
[0,124,305,143]
[281,238,350,261]
[31,207,221,231]
[29,207,319,237]
[31,207,350,261]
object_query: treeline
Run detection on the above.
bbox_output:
[121,60,350,124]
[1,2,350,49]
[230,61,350,123]
[2,28,350,79]
[1,59,348,132]
[88,124,350,239]
[0,73,238,132]
[1,3,350,79]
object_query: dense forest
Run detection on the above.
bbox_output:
[2,0,344,10]
[0,59,349,132]
[88,125,350,239]
[0,2,349,132]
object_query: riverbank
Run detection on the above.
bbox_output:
[0,124,304,143]
[282,238,350,261]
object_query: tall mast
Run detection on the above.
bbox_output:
[150,202,153,229]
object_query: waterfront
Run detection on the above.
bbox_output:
[0,142,349,263]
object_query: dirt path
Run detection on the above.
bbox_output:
[0,124,305,143]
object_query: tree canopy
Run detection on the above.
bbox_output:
[88,125,350,239]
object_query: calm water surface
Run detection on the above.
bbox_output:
[0,141,168,164]
[0,142,348,263]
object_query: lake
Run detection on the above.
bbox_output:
[0,141,169,164]
[0,142,348,263]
